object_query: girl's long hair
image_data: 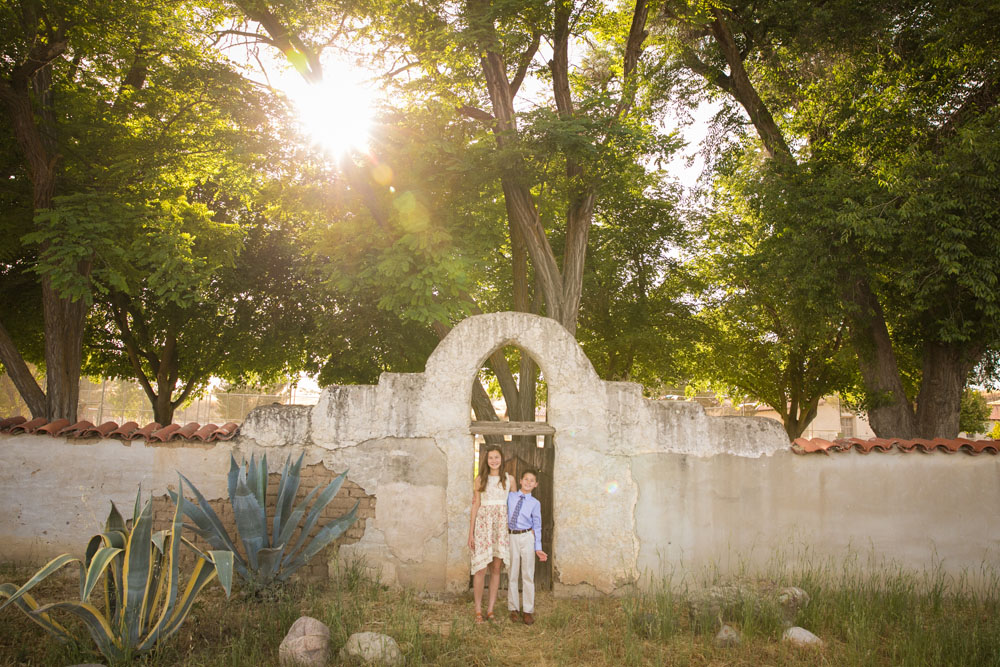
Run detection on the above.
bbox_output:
[475,446,505,493]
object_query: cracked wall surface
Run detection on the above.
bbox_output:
[3,312,995,594]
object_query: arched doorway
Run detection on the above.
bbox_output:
[469,345,555,590]
[421,312,609,593]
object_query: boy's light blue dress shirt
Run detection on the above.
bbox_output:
[507,491,543,551]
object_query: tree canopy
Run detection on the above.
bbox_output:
[1,0,995,440]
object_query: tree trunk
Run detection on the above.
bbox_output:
[153,390,174,425]
[782,397,820,441]
[41,280,86,422]
[844,278,917,437]
[1,39,87,423]
[707,9,793,162]
[0,318,47,418]
[915,341,982,438]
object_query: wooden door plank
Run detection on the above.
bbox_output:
[470,421,555,436]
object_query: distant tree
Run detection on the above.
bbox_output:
[656,0,1000,437]
[86,193,324,424]
[0,0,288,422]
[959,390,991,436]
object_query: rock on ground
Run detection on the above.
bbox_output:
[782,626,824,647]
[713,624,741,648]
[340,631,403,666]
[279,616,331,666]
[777,586,811,618]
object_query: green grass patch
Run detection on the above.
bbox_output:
[2,556,998,665]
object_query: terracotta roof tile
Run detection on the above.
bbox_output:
[0,416,26,430]
[56,420,94,437]
[80,421,120,438]
[109,421,140,439]
[10,417,48,434]
[0,416,240,443]
[793,436,998,455]
[215,422,240,440]
[192,423,220,441]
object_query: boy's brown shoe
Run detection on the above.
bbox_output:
[522,612,535,625]
[510,610,521,622]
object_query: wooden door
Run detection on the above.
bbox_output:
[502,441,554,590]
[469,424,555,592]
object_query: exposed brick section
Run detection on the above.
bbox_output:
[151,463,375,583]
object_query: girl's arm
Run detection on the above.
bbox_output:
[468,479,482,550]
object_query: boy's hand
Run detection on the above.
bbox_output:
[536,550,548,562]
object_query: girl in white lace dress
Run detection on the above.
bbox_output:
[468,446,513,623]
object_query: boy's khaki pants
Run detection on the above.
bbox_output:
[507,531,536,613]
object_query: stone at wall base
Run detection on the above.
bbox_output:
[279,616,330,666]
[782,626,823,647]
[339,631,403,666]
[713,624,741,647]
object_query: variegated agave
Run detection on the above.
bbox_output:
[0,478,233,662]
[173,453,359,594]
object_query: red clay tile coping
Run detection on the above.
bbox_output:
[793,436,999,455]
[0,416,238,442]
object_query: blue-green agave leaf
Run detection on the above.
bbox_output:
[286,470,348,560]
[227,454,240,503]
[283,501,359,576]
[209,550,234,597]
[275,485,321,549]
[272,453,304,545]
[122,497,153,646]
[257,546,285,579]
[176,473,242,557]
[233,475,268,569]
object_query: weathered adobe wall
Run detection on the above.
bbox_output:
[2,312,998,595]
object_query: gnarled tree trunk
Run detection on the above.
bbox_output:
[915,341,983,438]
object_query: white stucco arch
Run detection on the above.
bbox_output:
[419,312,638,593]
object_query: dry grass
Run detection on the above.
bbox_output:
[2,557,999,666]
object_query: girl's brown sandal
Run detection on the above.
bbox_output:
[475,611,484,624]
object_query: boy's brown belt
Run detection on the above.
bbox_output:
[509,528,532,534]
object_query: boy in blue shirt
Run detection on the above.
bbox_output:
[506,468,548,625]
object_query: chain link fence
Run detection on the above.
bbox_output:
[0,372,321,425]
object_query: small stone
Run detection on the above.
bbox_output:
[713,624,741,648]
[279,616,330,666]
[340,631,403,666]
[777,586,811,617]
[782,626,824,647]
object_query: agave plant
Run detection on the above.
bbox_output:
[0,478,233,662]
[173,452,359,593]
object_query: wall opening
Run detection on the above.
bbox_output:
[468,345,555,591]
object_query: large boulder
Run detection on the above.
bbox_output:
[279,616,330,667]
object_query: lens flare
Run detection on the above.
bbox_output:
[605,481,619,494]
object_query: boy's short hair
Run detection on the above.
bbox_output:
[520,468,539,481]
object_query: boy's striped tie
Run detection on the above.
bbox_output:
[511,494,524,528]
